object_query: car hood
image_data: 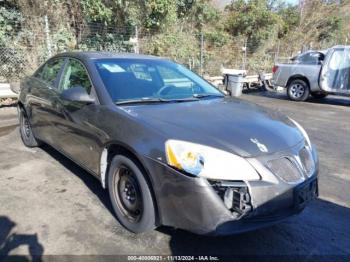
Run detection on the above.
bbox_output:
[122,97,304,157]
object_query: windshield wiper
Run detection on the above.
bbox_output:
[167,97,200,102]
[116,97,201,105]
[192,93,224,99]
[116,97,169,105]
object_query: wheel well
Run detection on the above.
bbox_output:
[17,102,29,118]
[101,144,143,187]
[101,144,160,225]
[287,75,310,89]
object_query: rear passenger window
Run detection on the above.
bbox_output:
[35,58,65,87]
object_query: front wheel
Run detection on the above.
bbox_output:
[108,155,156,233]
[19,109,41,147]
[287,79,310,101]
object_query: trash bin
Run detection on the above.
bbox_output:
[226,74,244,97]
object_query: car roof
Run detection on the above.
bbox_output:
[53,51,166,61]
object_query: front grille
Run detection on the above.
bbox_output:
[267,157,303,183]
[299,147,314,176]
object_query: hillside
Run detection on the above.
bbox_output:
[0,0,349,80]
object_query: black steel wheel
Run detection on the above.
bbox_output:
[108,155,156,233]
[114,166,143,222]
[19,108,41,147]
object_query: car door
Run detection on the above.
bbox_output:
[28,57,66,144]
[319,47,350,94]
[53,58,102,174]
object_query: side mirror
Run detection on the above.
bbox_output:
[60,86,95,104]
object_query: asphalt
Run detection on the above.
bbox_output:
[0,91,349,259]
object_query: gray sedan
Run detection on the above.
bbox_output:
[18,52,318,235]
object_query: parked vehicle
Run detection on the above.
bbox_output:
[18,52,318,235]
[272,46,350,101]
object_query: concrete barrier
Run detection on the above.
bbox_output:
[0,83,18,99]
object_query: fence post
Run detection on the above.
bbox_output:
[242,39,247,71]
[134,26,139,54]
[130,26,140,54]
[200,32,204,75]
[44,15,52,58]
[275,41,280,63]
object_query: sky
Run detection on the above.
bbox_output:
[285,0,298,5]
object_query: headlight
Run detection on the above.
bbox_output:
[165,139,260,181]
[289,118,312,148]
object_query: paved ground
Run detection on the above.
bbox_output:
[0,92,350,259]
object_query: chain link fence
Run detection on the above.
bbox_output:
[0,14,312,82]
[0,48,26,81]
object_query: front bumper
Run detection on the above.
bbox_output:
[144,139,319,235]
[141,144,319,236]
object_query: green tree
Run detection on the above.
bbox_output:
[0,4,22,45]
[225,0,282,52]
[81,0,112,24]
[277,5,300,38]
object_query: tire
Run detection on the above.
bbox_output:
[287,79,310,101]
[19,108,41,147]
[108,154,156,233]
[311,92,328,99]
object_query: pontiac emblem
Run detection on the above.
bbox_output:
[250,138,268,153]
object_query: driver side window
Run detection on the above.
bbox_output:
[59,59,92,94]
[35,58,65,87]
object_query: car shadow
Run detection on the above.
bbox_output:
[163,198,350,256]
[39,144,115,217]
[0,216,44,261]
[246,90,350,107]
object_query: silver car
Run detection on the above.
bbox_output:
[272,46,350,101]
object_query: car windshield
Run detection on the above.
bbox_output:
[95,58,224,104]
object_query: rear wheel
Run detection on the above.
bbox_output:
[108,154,156,233]
[287,79,310,101]
[19,109,41,147]
[311,92,328,99]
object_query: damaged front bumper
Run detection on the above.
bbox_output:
[142,143,319,236]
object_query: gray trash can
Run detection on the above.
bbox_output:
[226,74,244,97]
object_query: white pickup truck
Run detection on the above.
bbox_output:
[272,45,350,101]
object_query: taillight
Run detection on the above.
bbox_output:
[272,65,278,74]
